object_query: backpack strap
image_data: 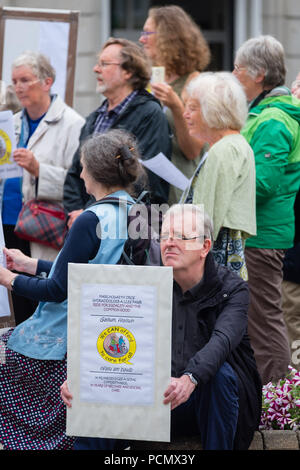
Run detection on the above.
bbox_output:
[89,196,135,208]
[135,190,150,204]
[120,249,135,265]
[89,190,150,209]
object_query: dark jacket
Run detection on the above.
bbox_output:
[172,252,262,450]
[283,189,300,283]
[63,89,172,211]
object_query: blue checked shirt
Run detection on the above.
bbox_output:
[93,90,139,135]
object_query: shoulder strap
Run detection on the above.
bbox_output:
[89,190,149,209]
[89,196,135,209]
[135,190,150,204]
[179,151,209,204]
[194,151,209,177]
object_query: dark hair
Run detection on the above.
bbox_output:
[102,38,151,90]
[81,129,144,191]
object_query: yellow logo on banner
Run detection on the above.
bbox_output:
[97,326,136,365]
[0,129,12,165]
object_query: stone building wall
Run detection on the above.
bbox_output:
[262,0,300,87]
[0,0,109,117]
[1,0,300,114]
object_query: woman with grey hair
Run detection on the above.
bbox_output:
[182,71,256,280]
[233,35,300,384]
[233,35,286,95]
[0,129,144,450]
[2,50,84,324]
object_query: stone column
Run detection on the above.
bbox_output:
[262,0,300,87]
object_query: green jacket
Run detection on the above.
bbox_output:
[192,134,256,241]
[241,90,300,249]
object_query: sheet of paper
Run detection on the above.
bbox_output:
[141,153,190,191]
[0,110,22,179]
[66,264,173,443]
[151,66,165,84]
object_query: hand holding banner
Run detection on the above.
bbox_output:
[66,263,173,443]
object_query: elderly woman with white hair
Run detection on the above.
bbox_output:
[2,51,84,324]
[182,71,256,280]
[232,35,300,385]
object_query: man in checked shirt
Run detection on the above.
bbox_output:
[63,37,171,228]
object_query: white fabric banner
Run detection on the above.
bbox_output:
[66,264,173,443]
[3,19,69,101]
[39,21,69,100]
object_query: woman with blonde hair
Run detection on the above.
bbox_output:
[139,5,211,204]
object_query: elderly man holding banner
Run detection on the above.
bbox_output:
[62,204,262,451]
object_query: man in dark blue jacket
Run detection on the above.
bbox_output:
[159,204,262,450]
[63,38,171,227]
[282,190,300,369]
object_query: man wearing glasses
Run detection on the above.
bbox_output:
[63,38,171,227]
[62,204,262,451]
[159,204,261,450]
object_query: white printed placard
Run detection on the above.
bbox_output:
[67,264,173,443]
[0,110,22,179]
[80,283,156,406]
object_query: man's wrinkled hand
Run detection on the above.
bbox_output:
[163,375,196,410]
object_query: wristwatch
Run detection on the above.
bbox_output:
[184,372,198,386]
[10,277,16,291]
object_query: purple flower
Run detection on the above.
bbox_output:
[260,365,300,431]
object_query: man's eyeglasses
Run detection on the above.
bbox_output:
[96,61,121,68]
[159,234,203,242]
